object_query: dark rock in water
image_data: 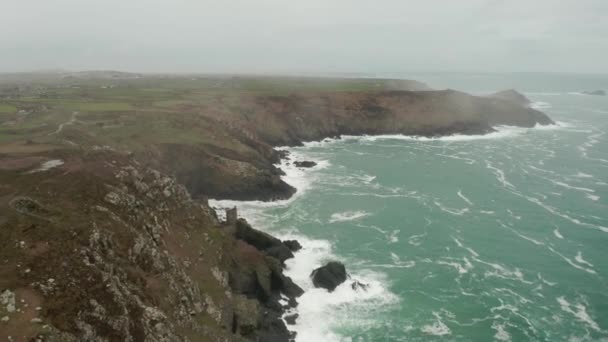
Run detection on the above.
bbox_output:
[287,297,298,309]
[294,161,317,168]
[351,280,369,291]
[283,240,302,252]
[284,313,299,325]
[311,261,347,292]
[582,90,606,96]
[235,219,294,263]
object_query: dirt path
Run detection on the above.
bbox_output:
[48,111,79,135]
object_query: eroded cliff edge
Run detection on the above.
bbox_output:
[145,89,553,201]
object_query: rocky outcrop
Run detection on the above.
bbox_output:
[234,219,295,264]
[488,89,531,106]
[351,280,369,291]
[0,150,301,341]
[582,90,606,96]
[311,262,348,292]
[284,313,298,325]
[283,240,302,252]
[294,161,317,168]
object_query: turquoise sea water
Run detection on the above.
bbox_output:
[214,73,608,341]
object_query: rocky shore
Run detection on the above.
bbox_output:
[146,89,554,202]
[0,75,554,341]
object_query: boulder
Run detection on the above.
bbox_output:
[284,313,298,325]
[351,280,369,291]
[294,161,317,168]
[310,261,347,292]
[283,240,302,252]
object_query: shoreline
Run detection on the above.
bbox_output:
[209,120,565,341]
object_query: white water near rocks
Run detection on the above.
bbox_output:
[211,74,608,341]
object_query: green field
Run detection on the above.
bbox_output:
[0,104,17,113]
[0,74,426,151]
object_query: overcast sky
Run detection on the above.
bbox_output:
[1,0,607,74]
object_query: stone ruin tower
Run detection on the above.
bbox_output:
[225,207,238,225]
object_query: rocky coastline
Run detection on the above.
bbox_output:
[147,89,554,202]
[0,76,554,341]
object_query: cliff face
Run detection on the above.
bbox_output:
[150,89,553,201]
[0,151,301,341]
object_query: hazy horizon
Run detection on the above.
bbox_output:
[2,0,607,74]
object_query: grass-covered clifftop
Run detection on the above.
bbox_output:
[0,73,553,341]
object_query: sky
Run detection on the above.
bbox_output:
[1,0,607,74]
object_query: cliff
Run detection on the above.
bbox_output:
[0,151,301,341]
[0,75,553,341]
[146,88,552,201]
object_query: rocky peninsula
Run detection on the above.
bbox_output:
[0,73,553,341]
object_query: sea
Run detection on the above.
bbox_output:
[212,73,608,341]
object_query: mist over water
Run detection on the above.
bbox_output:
[213,73,608,341]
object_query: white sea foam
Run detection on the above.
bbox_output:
[547,246,596,275]
[551,180,595,193]
[575,252,594,268]
[574,172,594,179]
[522,195,608,233]
[325,122,570,145]
[530,101,552,110]
[485,160,515,188]
[492,322,512,341]
[513,229,545,246]
[433,200,470,216]
[557,297,601,332]
[586,194,600,201]
[474,257,532,284]
[553,229,564,239]
[388,230,400,243]
[537,273,557,286]
[421,312,452,336]
[378,252,416,268]
[507,209,522,220]
[408,233,426,246]
[457,190,474,205]
[436,257,473,274]
[282,235,399,342]
[452,237,480,257]
[524,92,563,96]
[329,210,371,223]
